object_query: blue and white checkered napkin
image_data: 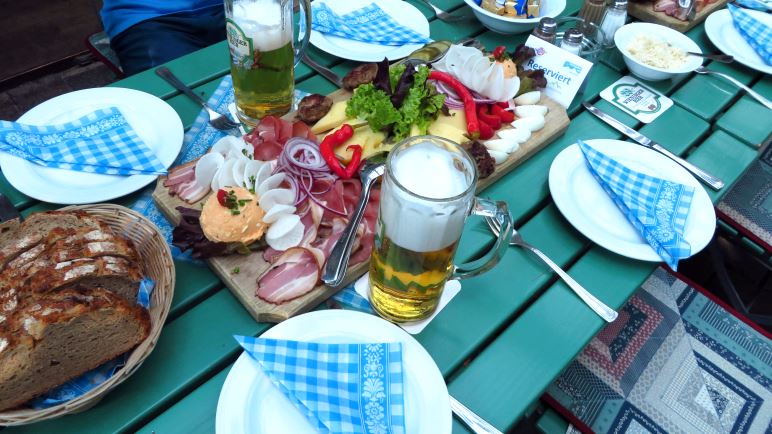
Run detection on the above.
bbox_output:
[235,336,406,434]
[0,107,167,176]
[30,277,155,409]
[734,0,771,11]
[311,2,431,46]
[579,141,695,270]
[728,4,772,65]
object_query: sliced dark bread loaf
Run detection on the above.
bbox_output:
[0,212,107,270]
[0,287,150,411]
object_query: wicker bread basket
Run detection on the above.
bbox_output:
[0,204,175,426]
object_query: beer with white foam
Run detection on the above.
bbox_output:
[225,0,310,125]
[369,137,476,322]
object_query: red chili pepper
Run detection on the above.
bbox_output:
[478,120,494,140]
[428,70,480,140]
[319,124,363,179]
[492,46,507,61]
[216,189,228,207]
[478,105,502,130]
[491,104,515,123]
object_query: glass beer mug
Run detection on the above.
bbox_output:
[369,136,514,322]
[224,0,312,125]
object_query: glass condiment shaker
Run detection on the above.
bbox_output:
[600,0,627,46]
[560,28,584,56]
[577,0,607,36]
[532,17,558,44]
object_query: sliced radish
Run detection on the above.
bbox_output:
[243,160,265,192]
[211,136,245,156]
[216,158,238,189]
[514,105,549,118]
[484,138,519,154]
[511,116,545,132]
[257,173,286,197]
[231,157,249,188]
[254,164,273,195]
[262,204,297,224]
[487,149,508,165]
[514,91,541,105]
[193,152,224,190]
[497,127,531,143]
[265,219,305,253]
[260,188,295,212]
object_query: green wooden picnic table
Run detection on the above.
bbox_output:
[2,1,769,432]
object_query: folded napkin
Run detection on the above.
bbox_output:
[728,4,772,65]
[0,107,167,176]
[311,3,431,46]
[578,141,694,270]
[235,336,406,434]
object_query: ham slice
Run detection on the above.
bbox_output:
[349,187,380,266]
[256,247,320,304]
[244,116,317,161]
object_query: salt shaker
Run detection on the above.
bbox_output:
[600,0,627,46]
[532,17,558,44]
[560,28,584,56]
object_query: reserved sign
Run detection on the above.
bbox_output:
[521,35,594,108]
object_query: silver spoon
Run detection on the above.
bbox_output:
[688,52,734,63]
[695,66,772,110]
[322,160,385,287]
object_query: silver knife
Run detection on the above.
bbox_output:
[302,53,344,88]
[583,102,725,190]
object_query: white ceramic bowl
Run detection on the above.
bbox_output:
[463,0,566,34]
[614,22,703,81]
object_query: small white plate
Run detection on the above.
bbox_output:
[0,87,183,205]
[310,0,431,62]
[216,310,452,434]
[705,9,772,76]
[548,139,715,262]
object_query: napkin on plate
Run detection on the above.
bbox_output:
[578,140,695,270]
[727,3,772,65]
[235,336,406,434]
[311,3,431,46]
[0,107,167,176]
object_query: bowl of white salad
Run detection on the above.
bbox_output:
[614,22,703,81]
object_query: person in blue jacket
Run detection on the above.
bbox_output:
[101,0,225,76]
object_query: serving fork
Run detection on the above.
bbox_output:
[485,216,618,323]
[155,67,241,132]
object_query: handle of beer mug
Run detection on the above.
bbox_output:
[294,0,312,67]
[452,198,513,280]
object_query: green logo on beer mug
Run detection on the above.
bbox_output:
[226,19,254,69]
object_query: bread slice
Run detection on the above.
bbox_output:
[0,212,107,270]
[0,256,142,324]
[0,287,150,411]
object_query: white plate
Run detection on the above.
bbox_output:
[309,0,430,62]
[216,310,452,434]
[705,9,772,75]
[0,87,183,204]
[548,139,715,262]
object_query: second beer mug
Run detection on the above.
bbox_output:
[369,136,514,322]
[224,0,311,126]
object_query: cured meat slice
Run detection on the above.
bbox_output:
[256,247,320,304]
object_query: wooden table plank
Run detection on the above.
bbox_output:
[688,129,757,201]
[639,103,711,153]
[568,63,623,117]
[672,61,758,121]
[715,96,772,148]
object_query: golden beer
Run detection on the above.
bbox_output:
[368,136,514,322]
[369,232,458,322]
[230,41,294,122]
[225,0,311,126]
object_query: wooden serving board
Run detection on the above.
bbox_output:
[628,0,728,32]
[153,90,569,323]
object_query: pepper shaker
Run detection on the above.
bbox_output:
[532,17,558,44]
[577,0,607,35]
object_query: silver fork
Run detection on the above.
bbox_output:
[155,67,241,131]
[420,0,472,22]
[485,216,618,323]
[450,395,503,434]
